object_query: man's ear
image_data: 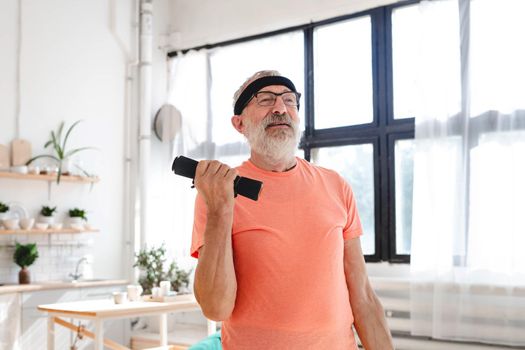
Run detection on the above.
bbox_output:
[231,115,244,133]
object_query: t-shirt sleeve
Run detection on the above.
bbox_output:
[190,194,207,258]
[341,178,363,241]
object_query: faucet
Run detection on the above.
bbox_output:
[69,257,88,282]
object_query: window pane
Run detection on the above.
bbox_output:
[470,0,525,115]
[311,144,375,255]
[392,2,461,119]
[391,5,419,119]
[469,130,525,272]
[210,32,305,147]
[314,17,373,128]
[395,139,414,255]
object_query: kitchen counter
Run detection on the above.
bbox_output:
[0,279,128,294]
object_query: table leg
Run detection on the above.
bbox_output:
[94,319,104,350]
[47,316,55,350]
[159,313,168,345]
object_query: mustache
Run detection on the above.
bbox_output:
[262,113,295,129]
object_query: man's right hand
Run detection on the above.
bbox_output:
[194,160,239,214]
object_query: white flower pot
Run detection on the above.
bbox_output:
[39,216,55,225]
[61,157,74,175]
[69,217,84,229]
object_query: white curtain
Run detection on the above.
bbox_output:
[410,0,525,346]
[146,50,210,272]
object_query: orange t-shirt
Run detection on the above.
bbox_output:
[191,158,362,349]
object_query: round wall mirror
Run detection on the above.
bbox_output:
[153,104,182,142]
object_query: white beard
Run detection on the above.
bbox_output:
[243,113,301,164]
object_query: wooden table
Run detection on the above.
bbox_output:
[38,294,211,350]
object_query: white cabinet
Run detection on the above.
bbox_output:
[0,293,21,350]
[20,289,80,350]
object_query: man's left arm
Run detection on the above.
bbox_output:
[344,238,394,349]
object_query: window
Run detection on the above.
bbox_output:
[168,1,419,263]
[313,17,374,128]
[470,0,525,115]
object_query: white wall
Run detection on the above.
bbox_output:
[0,0,138,281]
[168,0,400,50]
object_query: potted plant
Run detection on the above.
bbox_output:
[68,208,87,229]
[26,120,95,184]
[13,242,39,284]
[133,243,192,295]
[0,202,9,221]
[39,206,57,225]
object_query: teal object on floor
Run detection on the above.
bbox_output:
[188,332,222,350]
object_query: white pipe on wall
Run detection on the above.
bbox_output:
[123,62,138,282]
[138,0,153,249]
[108,0,140,282]
[15,0,22,139]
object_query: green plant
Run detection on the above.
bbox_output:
[26,120,95,183]
[69,208,87,221]
[133,243,192,295]
[14,242,39,268]
[40,206,57,217]
[0,202,9,213]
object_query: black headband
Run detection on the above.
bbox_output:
[233,75,298,115]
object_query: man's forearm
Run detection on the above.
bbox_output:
[194,212,237,321]
[343,239,394,349]
[352,290,394,349]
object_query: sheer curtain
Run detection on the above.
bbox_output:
[145,50,209,272]
[410,0,525,346]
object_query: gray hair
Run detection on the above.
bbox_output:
[232,70,282,109]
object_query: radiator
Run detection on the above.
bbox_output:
[368,277,523,350]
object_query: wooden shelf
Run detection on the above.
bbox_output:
[0,171,99,183]
[0,228,99,235]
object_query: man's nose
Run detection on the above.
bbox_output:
[272,96,288,114]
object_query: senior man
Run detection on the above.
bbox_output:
[190,70,394,349]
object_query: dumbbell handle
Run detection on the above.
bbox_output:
[171,156,263,201]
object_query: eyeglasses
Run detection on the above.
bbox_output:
[250,91,301,108]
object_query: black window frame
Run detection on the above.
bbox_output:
[167,0,418,263]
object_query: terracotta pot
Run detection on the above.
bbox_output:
[19,267,31,284]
